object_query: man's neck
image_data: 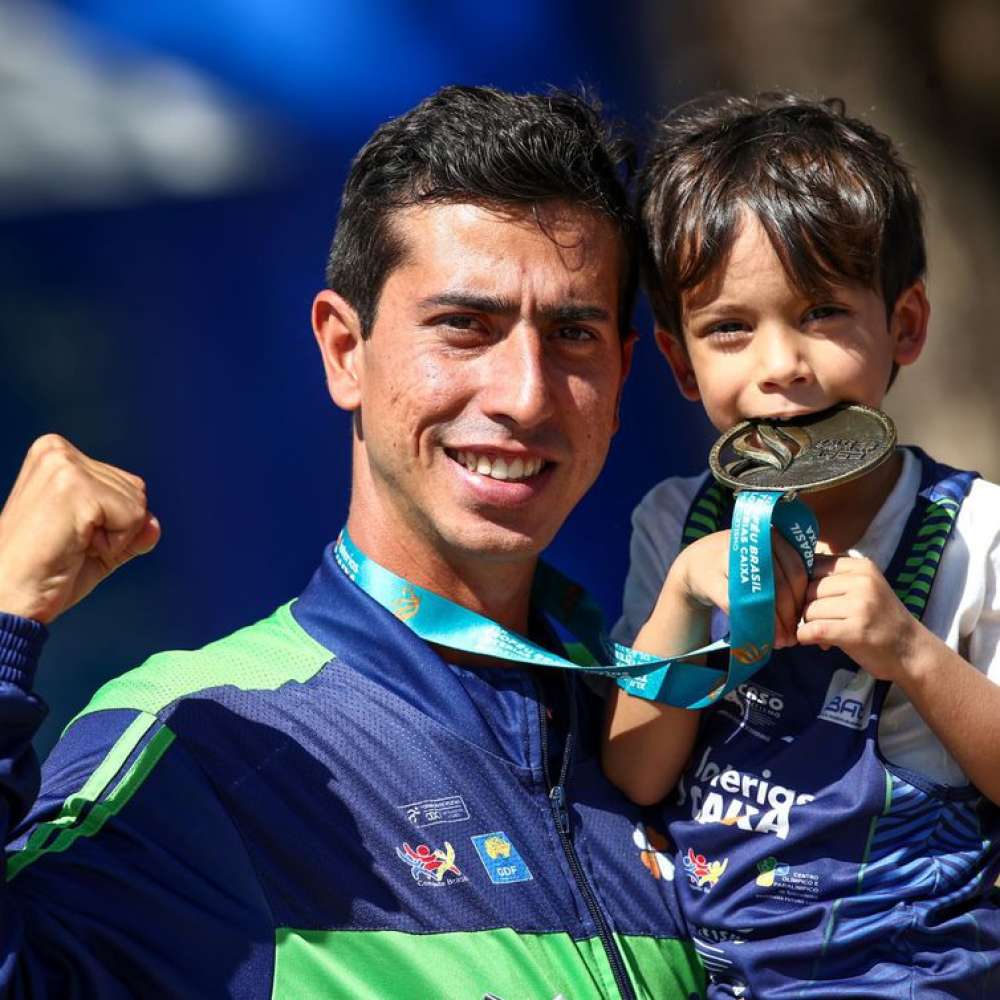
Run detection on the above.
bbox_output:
[344,511,536,635]
[808,448,904,553]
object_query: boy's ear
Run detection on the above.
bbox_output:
[655,328,701,401]
[312,289,365,411]
[890,280,930,368]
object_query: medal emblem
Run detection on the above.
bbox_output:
[709,403,896,494]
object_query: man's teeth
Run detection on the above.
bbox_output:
[454,451,544,481]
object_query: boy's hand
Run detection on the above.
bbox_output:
[673,528,808,649]
[797,554,916,680]
[0,435,160,625]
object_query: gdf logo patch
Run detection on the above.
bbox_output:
[471,832,533,884]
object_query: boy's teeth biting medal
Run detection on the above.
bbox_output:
[709,403,897,494]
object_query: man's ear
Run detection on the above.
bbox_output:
[312,290,365,411]
[654,328,700,401]
[890,280,930,368]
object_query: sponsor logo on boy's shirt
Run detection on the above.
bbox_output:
[677,745,815,841]
[682,847,729,891]
[817,669,875,731]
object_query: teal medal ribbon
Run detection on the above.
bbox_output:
[616,490,816,707]
[334,487,816,710]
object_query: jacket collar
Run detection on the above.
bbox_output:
[290,542,552,768]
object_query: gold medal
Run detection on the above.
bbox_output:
[709,403,896,494]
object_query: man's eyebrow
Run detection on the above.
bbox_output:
[418,292,610,324]
[418,292,518,314]
[539,304,611,324]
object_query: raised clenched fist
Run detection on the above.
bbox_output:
[0,435,160,625]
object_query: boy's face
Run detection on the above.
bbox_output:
[658,214,928,432]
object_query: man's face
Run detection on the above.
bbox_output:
[343,201,630,569]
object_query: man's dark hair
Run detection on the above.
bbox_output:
[326,85,637,337]
[638,92,926,337]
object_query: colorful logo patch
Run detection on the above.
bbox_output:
[753,856,820,902]
[400,795,470,829]
[632,822,675,881]
[755,856,790,888]
[471,832,533,884]
[682,847,728,891]
[396,841,467,886]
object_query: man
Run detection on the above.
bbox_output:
[0,87,704,998]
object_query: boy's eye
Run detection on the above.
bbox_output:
[702,321,751,345]
[803,305,846,323]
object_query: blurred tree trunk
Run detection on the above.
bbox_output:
[640,0,1000,477]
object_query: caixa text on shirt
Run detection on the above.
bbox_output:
[676,746,815,841]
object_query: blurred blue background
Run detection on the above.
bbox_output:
[7,0,999,753]
[3,0,708,752]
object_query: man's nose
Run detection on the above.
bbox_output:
[480,326,555,427]
[755,325,813,392]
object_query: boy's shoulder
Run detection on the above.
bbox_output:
[631,470,713,530]
[962,474,1000,526]
[954,474,1000,571]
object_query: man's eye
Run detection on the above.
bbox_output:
[441,314,481,332]
[555,325,595,342]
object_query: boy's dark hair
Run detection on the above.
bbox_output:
[326,85,637,338]
[638,92,926,337]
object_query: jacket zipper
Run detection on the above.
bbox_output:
[536,676,636,1000]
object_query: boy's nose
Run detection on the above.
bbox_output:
[755,325,813,392]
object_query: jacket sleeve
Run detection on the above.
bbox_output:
[0,614,275,998]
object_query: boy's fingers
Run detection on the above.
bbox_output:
[809,554,860,578]
[771,534,808,647]
[774,535,809,602]
[771,559,798,647]
[802,596,850,622]
[797,618,837,648]
[806,574,853,601]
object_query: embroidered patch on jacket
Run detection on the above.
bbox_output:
[682,846,728,891]
[395,841,468,886]
[471,832,533,884]
[817,668,875,731]
[400,795,470,829]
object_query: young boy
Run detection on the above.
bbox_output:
[604,93,1000,998]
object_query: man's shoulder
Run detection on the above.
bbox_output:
[69,601,333,728]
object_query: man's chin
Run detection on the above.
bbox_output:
[438,520,553,564]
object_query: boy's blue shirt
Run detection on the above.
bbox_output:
[656,448,1000,998]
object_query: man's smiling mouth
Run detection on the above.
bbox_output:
[445,449,548,482]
